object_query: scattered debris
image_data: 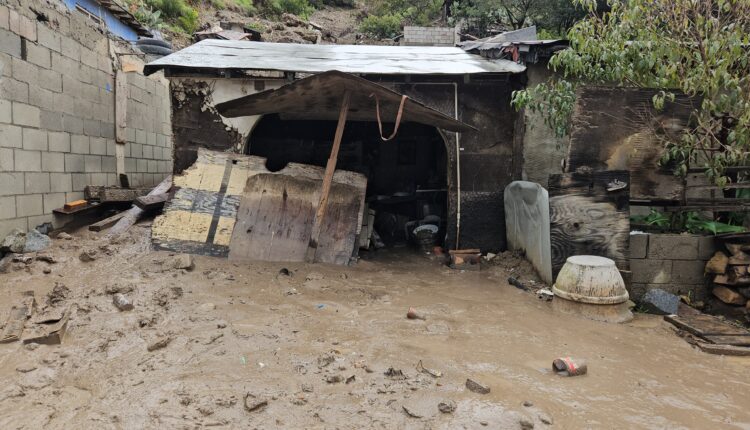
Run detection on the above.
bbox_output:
[437,400,456,414]
[449,249,482,270]
[0,292,35,343]
[326,374,344,383]
[402,404,423,418]
[170,254,195,271]
[1,229,26,254]
[79,249,98,262]
[23,309,69,345]
[640,289,679,315]
[416,360,442,378]
[406,307,426,320]
[465,378,491,394]
[35,254,56,264]
[113,293,134,311]
[243,393,268,412]
[23,230,51,253]
[552,357,587,376]
[508,276,530,292]
[147,336,173,352]
[56,232,73,240]
[537,288,554,301]
[46,283,70,306]
[384,367,406,379]
[345,374,356,384]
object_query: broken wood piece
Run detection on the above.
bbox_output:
[0,292,35,343]
[134,193,169,211]
[88,212,127,232]
[448,248,481,255]
[23,309,68,345]
[107,176,172,237]
[64,199,88,210]
[712,286,746,305]
[728,252,750,265]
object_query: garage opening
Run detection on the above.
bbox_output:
[247,114,448,253]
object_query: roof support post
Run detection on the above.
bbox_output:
[305,90,352,263]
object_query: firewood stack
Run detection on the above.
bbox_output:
[705,243,750,309]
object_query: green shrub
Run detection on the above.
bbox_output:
[233,0,256,15]
[177,6,199,33]
[360,13,402,38]
[267,0,315,18]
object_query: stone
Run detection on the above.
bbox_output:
[56,232,73,240]
[712,286,746,305]
[243,393,268,412]
[170,254,194,271]
[35,254,56,263]
[640,288,679,315]
[23,230,51,253]
[519,417,535,429]
[1,229,26,253]
[438,400,456,414]
[465,378,490,394]
[113,293,134,311]
[147,336,172,352]
[79,249,98,262]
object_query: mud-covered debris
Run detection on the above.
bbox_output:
[243,393,268,412]
[305,272,325,281]
[0,254,12,273]
[170,254,194,271]
[317,352,336,368]
[301,383,313,393]
[1,229,26,253]
[56,232,73,240]
[42,267,51,274]
[325,374,344,383]
[153,286,183,307]
[12,255,33,264]
[104,283,135,295]
[79,249,98,262]
[199,303,216,311]
[520,416,535,429]
[23,230,51,253]
[552,357,587,377]
[466,378,490,394]
[216,321,227,329]
[385,367,406,379]
[279,268,292,276]
[35,254,56,264]
[345,375,356,384]
[523,400,534,407]
[539,413,553,425]
[407,307,426,320]
[438,400,456,414]
[46,283,70,306]
[113,293,134,311]
[15,364,37,373]
[147,336,172,352]
[403,404,423,418]
[416,360,442,378]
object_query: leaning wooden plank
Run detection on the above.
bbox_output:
[88,212,127,232]
[107,176,172,237]
[134,193,169,211]
[0,292,35,343]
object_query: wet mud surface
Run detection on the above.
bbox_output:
[0,225,749,429]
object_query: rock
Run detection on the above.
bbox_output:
[402,405,423,418]
[170,254,194,271]
[23,230,51,253]
[15,364,37,373]
[46,283,70,306]
[35,254,56,264]
[56,232,73,240]
[43,267,51,274]
[538,413,553,425]
[705,251,729,274]
[113,293,134,311]
[1,229,26,253]
[713,286,746,305]
[79,249,98,262]
[217,321,227,329]
[199,303,216,311]
[12,254,32,264]
[465,378,490,394]
[519,416,535,429]
[437,400,456,414]
[243,393,268,412]
[640,288,679,315]
[384,367,406,379]
[325,374,344,383]
[301,383,313,393]
[147,336,172,352]
[522,400,534,407]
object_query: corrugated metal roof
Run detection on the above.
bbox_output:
[143,40,526,76]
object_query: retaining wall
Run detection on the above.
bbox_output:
[402,26,457,46]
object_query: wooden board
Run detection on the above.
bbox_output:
[0,293,34,343]
[548,171,630,278]
[665,313,750,338]
[566,87,698,201]
[134,193,169,210]
[88,212,126,232]
[229,174,362,265]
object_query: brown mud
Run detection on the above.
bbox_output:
[0,224,749,429]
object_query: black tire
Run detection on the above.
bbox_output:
[136,38,173,49]
[137,44,173,56]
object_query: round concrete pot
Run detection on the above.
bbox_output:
[552,255,629,305]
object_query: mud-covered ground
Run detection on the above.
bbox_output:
[0,225,749,429]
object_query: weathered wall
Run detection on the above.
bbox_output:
[629,233,714,301]
[169,75,518,252]
[402,26,457,46]
[0,0,172,238]
[521,64,568,187]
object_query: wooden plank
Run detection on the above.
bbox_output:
[107,176,172,237]
[306,90,351,263]
[695,342,750,356]
[566,87,697,201]
[548,170,630,278]
[665,313,750,338]
[134,193,169,210]
[88,212,126,232]
[0,292,34,343]
[703,335,750,347]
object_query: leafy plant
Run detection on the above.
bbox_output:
[631,209,745,235]
[360,13,403,38]
[267,0,315,18]
[512,0,750,187]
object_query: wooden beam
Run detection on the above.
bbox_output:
[134,193,169,211]
[88,212,127,232]
[305,90,351,263]
[107,176,172,237]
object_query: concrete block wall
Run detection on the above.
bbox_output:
[629,233,715,301]
[0,1,172,238]
[402,26,457,46]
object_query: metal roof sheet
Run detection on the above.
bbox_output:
[143,40,526,76]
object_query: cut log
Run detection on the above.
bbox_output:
[107,176,172,237]
[88,212,126,232]
[725,243,744,256]
[705,251,729,275]
[713,274,733,285]
[728,252,750,265]
[712,285,747,305]
[134,193,169,211]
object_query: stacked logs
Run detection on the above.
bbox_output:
[705,243,750,310]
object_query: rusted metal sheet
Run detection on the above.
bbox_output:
[143,40,526,76]
[215,71,474,133]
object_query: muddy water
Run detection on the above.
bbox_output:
[0,226,749,429]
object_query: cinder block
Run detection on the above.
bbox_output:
[130,143,142,158]
[100,123,115,139]
[22,128,47,151]
[647,234,700,260]
[0,7,8,30]
[26,42,51,68]
[0,98,10,123]
[16,193,43,216]
[70,134,89,154]
[0,218,28,239]
[65,191,84,202]
[101,155,116,172]
[50,172,72,192]
[24,172,50,193]
[106,173,118,186]
[48,131,70,152]
[135,129,147,144]
[1,78,29,103]
[0,28,21,57]
[0,172,24,195]
[89,137,106,155]
[0,146,12,171]
[14,149,40,171]
[42,151,64,172]
[630,258,672,284]
[698,236,716,260]
[29,86,55,112]
[11,57,39,84]
[64,153,84,172]
[36,23,61,52]
[84,155,101,172]
[63,114,83,134]
[40,110,63,131]
[71,173,88,191]
[12,102,40,127]
[105,139,116,156]
[147,159,157,173]
[89,172,107,186]
[629,233,648,259]
[80,47,98,69]
[60,36,80,60]
[142,144,153,159]
[0,123,22,148]
[27,214,55,229]
[0,195,15,219]
[83,118,99,136]
[124,157,135,172]
[147,132,156,146]
[672,259,708,284]
[136,158,147,173]
[39,68,62,92]
[17,14,36,42]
